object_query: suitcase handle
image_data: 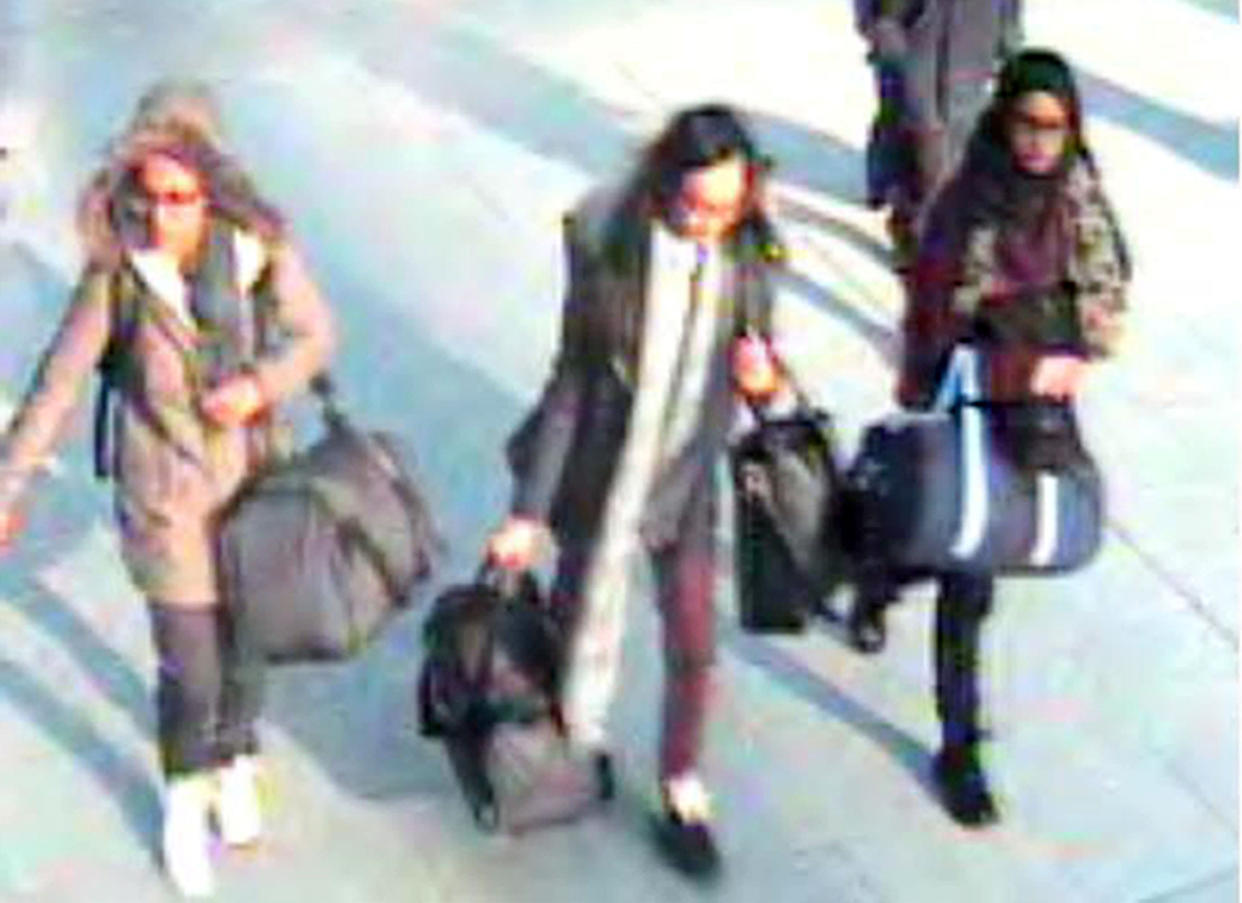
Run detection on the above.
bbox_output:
[476,558,524,601]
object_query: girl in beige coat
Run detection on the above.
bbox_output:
[0,82,334,897]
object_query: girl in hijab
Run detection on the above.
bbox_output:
[848,49,1129,826]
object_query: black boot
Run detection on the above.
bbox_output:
[932,742,998,827]
[847,590,888,653]
[847,567,897,654]
[594,751,615,802]
[933,573,998,827]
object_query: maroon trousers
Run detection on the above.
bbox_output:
[551,491,716,780]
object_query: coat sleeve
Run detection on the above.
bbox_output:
[0,266,113,507]
[898,182,975,408]
[249,240,336,405]
[1068,169,1129,358]
[507,213,595,521]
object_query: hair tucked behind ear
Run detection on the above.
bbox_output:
[608,104,784,261]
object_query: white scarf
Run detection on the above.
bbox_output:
[561,223,723,751]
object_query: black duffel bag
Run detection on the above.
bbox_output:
[217,376,440,663]
[730,402,844,633]
[847,347,1103,575]
[418,566,603,833]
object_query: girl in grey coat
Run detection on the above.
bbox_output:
[0,82,334,897]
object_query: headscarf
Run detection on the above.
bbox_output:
[957,49,1086,235]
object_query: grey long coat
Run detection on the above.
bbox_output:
[506,184,780,550]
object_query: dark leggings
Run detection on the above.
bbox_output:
[933,572,995,749]
[856,567,995,749]
[148,602,265,777]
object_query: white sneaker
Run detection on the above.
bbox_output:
[215,755,263,848]
[162,774,215,899]
[663,772,714,824]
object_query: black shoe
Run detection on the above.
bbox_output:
[654,809,722,882]
[932,744,999,828]
[847,597,887,654]
[594,752,615,802]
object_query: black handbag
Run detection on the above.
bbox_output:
[217,376,440,663]
[730,399,844,633]
[418,566,602,833]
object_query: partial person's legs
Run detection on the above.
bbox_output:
[899,3,951,235]
[548,540,616,799]
[866,60,910,210]
[932,571,999,826]
[848,560,900,653]
[217,601,262,760]
[650,488,721,880]
[149,602,224,897]
[216,602,265,847]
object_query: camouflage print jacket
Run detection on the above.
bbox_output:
[899,157,1129,407]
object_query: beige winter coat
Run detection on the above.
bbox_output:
[0,228,334,607]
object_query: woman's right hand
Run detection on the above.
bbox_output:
[0,507,24,551]
[1030,354,1087,400]
[487,516,547,572]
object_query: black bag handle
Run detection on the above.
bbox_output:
[738,342,822,429]
[309,372,443,571]
[309,372,349,433]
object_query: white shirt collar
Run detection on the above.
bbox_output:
[124,228,267,331]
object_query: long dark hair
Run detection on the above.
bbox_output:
[608,104,782,261]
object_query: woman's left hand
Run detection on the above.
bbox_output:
[201,374,266,427]
[1030,354,1087,399]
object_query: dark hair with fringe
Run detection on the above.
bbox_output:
[609,103,782,260]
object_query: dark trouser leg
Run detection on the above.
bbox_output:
[899,9,949,228]
[651,491,716,782]
[867,60,910,210]
[148,603,225,777]
[932,571,999,825]
[217,602,264,761]
[933,572,994,748]
[848,559,900,653]
[549,542,592,649]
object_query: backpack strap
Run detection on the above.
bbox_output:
[92,266,140,480]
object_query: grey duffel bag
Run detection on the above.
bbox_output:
[217,376,440,663]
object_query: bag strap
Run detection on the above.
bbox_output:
[932,343,983,411]
[93,268,142,479]
[309,375,443,569]
[258,467,411,607]
[933,345,990,561]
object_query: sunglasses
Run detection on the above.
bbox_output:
[142,187,206,209]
